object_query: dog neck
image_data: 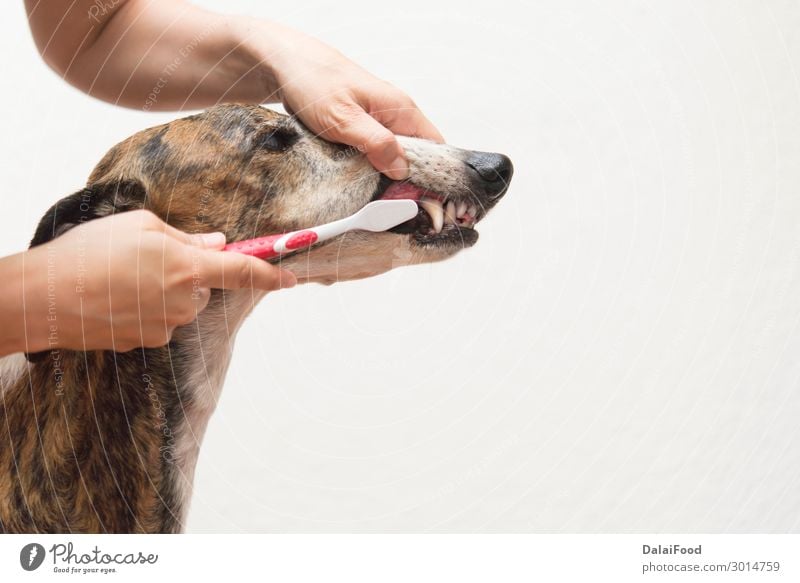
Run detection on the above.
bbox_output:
[0,288,263,533]
[155,288,265,529]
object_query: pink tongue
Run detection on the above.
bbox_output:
[379,182,432,201]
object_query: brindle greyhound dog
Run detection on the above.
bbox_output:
[0,104,512,533]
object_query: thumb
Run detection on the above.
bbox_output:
[187,231,227,251]
[326,109,409,180]
[196,248,297,291]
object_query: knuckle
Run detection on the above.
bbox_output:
[166,304,195,326]
[144,210,161,225]
[398,92,417,109]
[385,86,414,107]
[195,288,211,311]
[325,104,371,139]
[179,306,197,324]
[358,128,394,155]
[329,99,361,123]
[163,313,180,327]
[142,329,171,348]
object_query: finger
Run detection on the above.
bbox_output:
[165,225,227,251]
[193,286,212,313]
[379,106,445,144]
[190,232,227,250]
[140,328,173,349]
[135,211,227,250]
[365,87,445,143]
[121,209,185,243]
[324,108,409,180]
[115,342,139,353]
[195,250,297,290]
[135,213,192,243]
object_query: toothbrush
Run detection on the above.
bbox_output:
[222,199,419,260]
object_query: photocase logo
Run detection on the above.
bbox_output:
[19,543,46,571]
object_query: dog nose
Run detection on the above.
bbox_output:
[465,152,514,197]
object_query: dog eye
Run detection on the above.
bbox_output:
[253,127,297,152]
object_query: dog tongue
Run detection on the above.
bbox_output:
[379,182,434,201]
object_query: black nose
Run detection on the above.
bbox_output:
[465,152,513,197]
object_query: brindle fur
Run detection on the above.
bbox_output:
[0,104,511,533]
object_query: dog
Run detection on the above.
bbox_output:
[0,104,512,533]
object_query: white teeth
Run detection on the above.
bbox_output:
[420,196,444,233]
[418,197,477,234]
[444,200,457,225]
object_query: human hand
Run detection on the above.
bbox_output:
[26,1,442,179]
[239,20,444,180]
[20,210,296,353]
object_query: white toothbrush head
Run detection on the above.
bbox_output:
[349,200,419,232]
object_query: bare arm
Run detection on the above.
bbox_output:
[26,0,275,110]
[25,0,443,178]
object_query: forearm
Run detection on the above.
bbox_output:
[26,0,294,110]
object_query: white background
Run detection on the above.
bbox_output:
[2,0,800,533]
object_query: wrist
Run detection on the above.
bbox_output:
[22,247,58,354]
[224,16,297,102]
[0,250,48,355]
[0,254,23,355]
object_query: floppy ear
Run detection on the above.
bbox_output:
[29,179,149,248]
[26,179,149,362]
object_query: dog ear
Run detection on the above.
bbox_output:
[29,179,149,248]
[25,179,149,363]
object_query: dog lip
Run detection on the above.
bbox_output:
[369,173,395,202]
[412,222,480,248]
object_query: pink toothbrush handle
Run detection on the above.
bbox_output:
[223,229,319,260]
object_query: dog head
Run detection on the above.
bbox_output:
[34,104,512,285]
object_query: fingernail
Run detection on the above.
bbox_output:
[386,155,409,180]
[201,232,226,248]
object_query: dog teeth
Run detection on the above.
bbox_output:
[419,197,479,234]
[444,200,457,225]
[420,196,444,233]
